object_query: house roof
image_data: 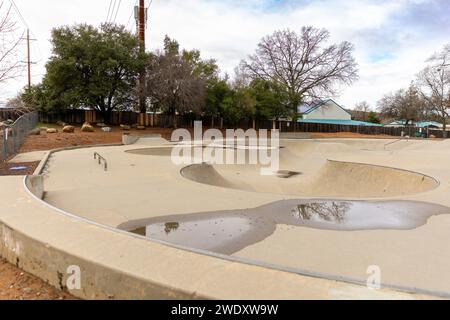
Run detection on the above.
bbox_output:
[298,99,352,117]
[384,120,443,128]
[416,121,443,128]
[385,120,410,126]
[298,119,383,127]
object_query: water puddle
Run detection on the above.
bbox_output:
[119,200,450,255]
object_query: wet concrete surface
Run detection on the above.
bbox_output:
[118,200,450,255]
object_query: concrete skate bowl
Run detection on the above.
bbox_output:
[125,145,280,159]
[10,139,450,299]
[181,160,439,198]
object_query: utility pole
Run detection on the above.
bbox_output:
[137,0,147,123]
[21,29,36,89]
[138,0,146,51]
[27,29,31,88]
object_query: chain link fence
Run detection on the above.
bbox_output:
[1,112,38,162]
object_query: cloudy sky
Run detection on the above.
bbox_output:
[1,0,449,109]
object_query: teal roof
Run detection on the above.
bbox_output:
[385,120,442,128]
[298,119,383,127]
[415,121,442,128]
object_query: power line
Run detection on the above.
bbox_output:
[107,0,115,22]
[9,0,28,28]
[8,0,43,88]
[106,0,113,22]
[109,0,117,22]
[8,1,41,62]
[126,0,138,29]
[126,9,134,29]
[113,0,122,23]
[146,0,153,29]
[29,29,43,63]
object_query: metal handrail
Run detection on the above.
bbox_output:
[384,136,410,150]
[94,152,108,171]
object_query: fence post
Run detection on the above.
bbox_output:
[2,129,7,161]
[12,127,16,154]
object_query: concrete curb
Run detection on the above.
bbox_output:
[0,216,203,300]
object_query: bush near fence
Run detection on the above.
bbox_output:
[1,112,39,161]
[36,109,447,138]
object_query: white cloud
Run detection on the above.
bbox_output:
[1,0,448,110]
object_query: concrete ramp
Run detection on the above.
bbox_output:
[123,135,168,146]
[181,160,439,198]
[181,163,238,190]
[306,160,439,198]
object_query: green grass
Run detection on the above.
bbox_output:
[36,122,60,129]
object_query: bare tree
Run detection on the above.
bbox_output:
[5,92,30,115]
[377,83,425,125]
[0,1,23,85]
[240,27,359,116]
[417,44,450,137]
[292,202,350,224]
[354,101,371,121]
[145,47,206,128]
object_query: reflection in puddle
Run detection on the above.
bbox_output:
[292,202,350,223]
[164,222,180,234]
[119,200,449,255]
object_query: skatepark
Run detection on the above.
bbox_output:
[2,135,450,299]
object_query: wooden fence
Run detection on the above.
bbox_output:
[38,110,195,128]
[36,109,448,138]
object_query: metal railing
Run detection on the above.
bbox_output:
[94,152,108,171]
[1,112,38,162]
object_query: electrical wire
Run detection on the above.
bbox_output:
[29,30,43,63]
[145,0,153,29]
[6,0,46,88]
[106,0,113,22]
[126,0,138,29]
[113,0,122,23]
[108,0,117,22]
[9,0,28,28]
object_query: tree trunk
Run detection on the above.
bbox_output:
[105,108,113,125]
[98,105,108,125]
[172,108,178,129]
